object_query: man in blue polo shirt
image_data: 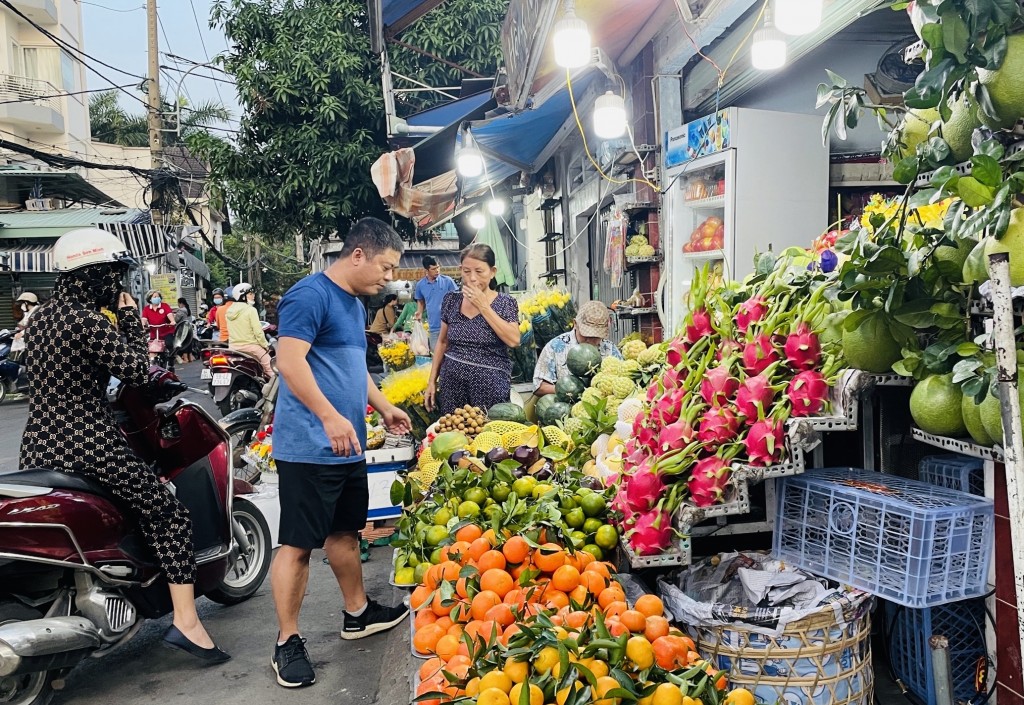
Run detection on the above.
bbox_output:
[413,254,457,351]
[269,217,412,689]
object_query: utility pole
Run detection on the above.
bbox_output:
[253,237,262,295]
[146,0,164,224]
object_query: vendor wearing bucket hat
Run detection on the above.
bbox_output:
[532,300,621,398]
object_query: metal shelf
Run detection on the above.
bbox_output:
[911,428,1003,461]
[621,201,659,213]
[679,249,725,261]
[613,306,657,318]
[619,536,684,569]
[683,195,726,208]
[537,232,563,243]
[625,253,662,269]
[538,269,566,279]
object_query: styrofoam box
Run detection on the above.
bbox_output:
[774,468,993,608]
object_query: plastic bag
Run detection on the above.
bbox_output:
[604,213,625,287]
[410,324,430,356]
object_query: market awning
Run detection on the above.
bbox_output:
[0,167,124,207]
[465,67,603,176]
[0,244,53,273]
[100,222,176,260]
[374,0,447,45]
[405,88,496,181]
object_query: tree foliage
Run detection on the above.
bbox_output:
[206,230,307,295]
[89,90,230,147]
[191,0,507,244]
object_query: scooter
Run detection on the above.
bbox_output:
[200,346,274,418]
[219,374,278,482]
[0,366,272,705]
[0,329,28,404]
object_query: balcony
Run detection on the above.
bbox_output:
[11,0,58,25]
[0,75,64,134]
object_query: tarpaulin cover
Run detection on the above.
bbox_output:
[406,90,493,128]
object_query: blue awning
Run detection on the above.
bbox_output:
[465,69,603,176]
[406,89,493,129]
[380,0,447,36]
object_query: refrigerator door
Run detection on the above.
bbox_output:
[662,149,735,333]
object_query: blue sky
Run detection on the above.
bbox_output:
[80,0,241,128]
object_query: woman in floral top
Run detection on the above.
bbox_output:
[425,244,520,415]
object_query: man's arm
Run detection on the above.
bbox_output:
[277,336,360,456]
[532,341,557,395]
[367,373,411,434]
[414,300,424,320]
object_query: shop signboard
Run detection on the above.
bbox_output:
[664,109,732,174]
[501,0,559,108]
[149,272,179,301]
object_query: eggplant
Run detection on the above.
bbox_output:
[512,444,540,467]
[485,447,510,466]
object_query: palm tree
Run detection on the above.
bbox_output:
[89,90,231,147]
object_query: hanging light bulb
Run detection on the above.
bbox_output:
[145,261,157,275]
[487,197,506,216]
[456,142,484,178]
[552,5,591,68]
[751,24,787,70]
[468,210,487,230]
[774,0,822,36]
[593,91,627,139]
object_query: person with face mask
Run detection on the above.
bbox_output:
[9,291,40,357]
[226,282,274,379]
[141,288,176,370]
[207,288,226,339]
[19,228,229,664]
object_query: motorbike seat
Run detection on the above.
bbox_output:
[0,468,116,503]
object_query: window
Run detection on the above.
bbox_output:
[20,46,74,91]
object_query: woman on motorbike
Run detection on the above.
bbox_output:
[141,288,176,371]
[19,228,230,663]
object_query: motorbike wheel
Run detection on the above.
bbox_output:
[205,499,272,606]
[222,417,260,481]
[0,602,57,705]
[0,382,7,406]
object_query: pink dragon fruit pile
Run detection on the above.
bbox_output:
[616,265,842,555]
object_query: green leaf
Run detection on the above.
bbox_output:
[824,69,847,88]
[893,156,920,184]
[971,155,1003,188]
[940,10,969,62]
[921,22,943,50]
[957,176,996,207]
[390,479,405,508]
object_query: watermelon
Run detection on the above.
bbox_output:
[567,343,602,380]
[488,402,527,423]
[539,400,572,426]
[555,374,586,403]
[535,394,558,423]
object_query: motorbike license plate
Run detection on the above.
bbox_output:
[200,368,212,380]
[212,372,232,387]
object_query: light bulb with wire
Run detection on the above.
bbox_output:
[593,91,627,139]
[487,198,506,216]
[774,0,822,36]
[552,7,591,68]
[145,262,157,275]
[751,25,786,70]
[468,210,486,230]
[456,145,484,178]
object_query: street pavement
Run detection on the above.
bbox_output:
[0,360,415,704]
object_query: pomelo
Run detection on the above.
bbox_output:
[982,207,1024,286]
[941,94,982,163]
[962,392,995,446]
[979,377,1024,446]
[896,108,940,159]
[910,374,967,437]
[819,310,850,347]
[934,237,974,282]
[978,33,1024,129]
[842,316,902,373]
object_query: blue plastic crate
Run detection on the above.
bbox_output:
[886,599,988,705]
[919,455,985,496]
[774,468,994,608]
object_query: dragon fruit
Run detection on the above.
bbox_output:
[685,309,713,344]
[783,323,822,371]
[688,456,731,508]
[653,387,687,425]
[736,296,769,333]
[700,366,739,407]
[610,488,637,529]
[666,337,688,369]
[745,420,785,466]
[662,366,685,391]
[659,417,695,453]
[625,470,665,513]
[741,334,780,377]
[636,424,658,453]
[716,339,741,362]
[735,374,776,420]
[627,508,674,555]
[697,406,739,445]
[787,370,830,417]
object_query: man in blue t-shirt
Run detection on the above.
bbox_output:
[413,254,457,351]
[269,218,412,689]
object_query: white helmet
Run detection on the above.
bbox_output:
[53,228,134,272]
[15,292,38,304]
[233,282,253,298]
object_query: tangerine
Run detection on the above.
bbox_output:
[412,623,445,655]
[598,586,626,610]
[551,564,581,592]
[477,550,507,573]
[468,537,493,562]
[471,590,502,620]
[568,584,590,607]
[503,588,524,606]
[502,535,531,564]
[584,561,612,579]
[635,594,664,618]
[579,571,608,595]
[533,543,566,573]
[604,600,628,618]
[485,602,515,627]
[414,609,438,630]
[621,609,647,633]
[606,618,629,637]
[455,524,483,543]
[434,633,459,661]
[434,616,453,632]
[439,560,462,582]
[442,542,471,565]
[545,589,570,610]
[418,656,444,681]
[480,568,514,598]
[410,585,431,610]
[455,577,471,599]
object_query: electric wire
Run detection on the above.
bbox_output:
[80,1,144,12]
[186,0,226,104]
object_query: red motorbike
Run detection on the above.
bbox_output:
[200,323,277,418]
[0,367,272,705]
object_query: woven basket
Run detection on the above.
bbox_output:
[694,594,874,705]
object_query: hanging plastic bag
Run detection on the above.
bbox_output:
[410,324,430,357]
[604,213,625,288]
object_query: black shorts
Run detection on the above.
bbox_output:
[277,459,369,549]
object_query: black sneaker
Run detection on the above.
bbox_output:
[272,635,315,688]
[341,598,408,640]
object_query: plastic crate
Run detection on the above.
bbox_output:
[919,455,985,496]
[886,598,988,705]
[774,468,994,608]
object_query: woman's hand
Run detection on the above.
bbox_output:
[424,379,437,412]
[462,283,482,312]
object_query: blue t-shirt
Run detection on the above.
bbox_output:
[273,272,368,464]
[415,274,458,334]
